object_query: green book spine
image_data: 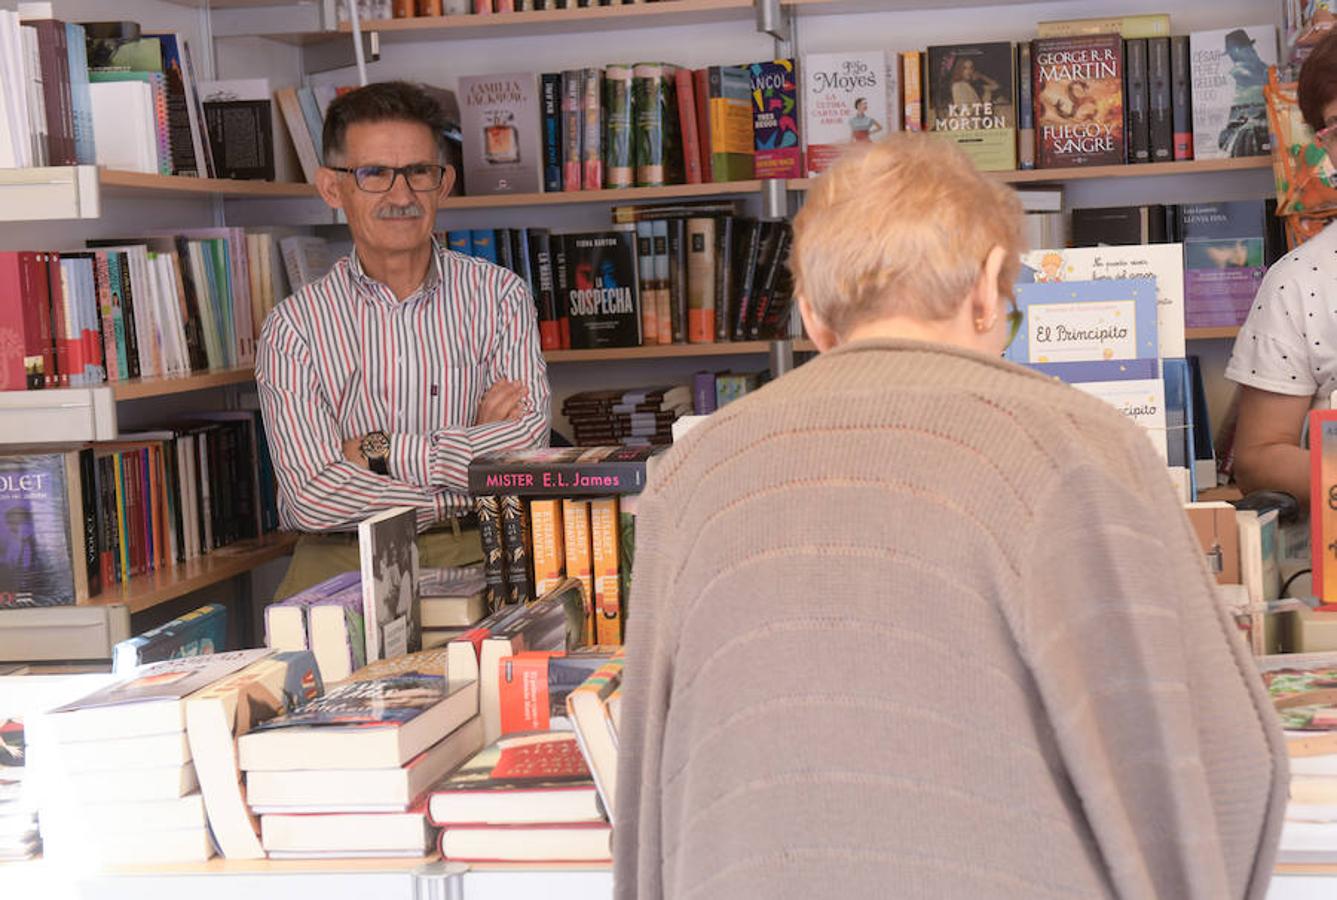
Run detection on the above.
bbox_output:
[633,63,665,187]
[604,65,634,189]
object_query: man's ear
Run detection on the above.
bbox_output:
[799,295,838,352]
[315,166,345,211]
[438,164,457,202]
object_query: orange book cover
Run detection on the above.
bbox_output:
[499,651,560,735]
[590,497,621,645]
[675,68,703,185]
[902,51,923,132]
[1312,411,1337,603]
[563,499,596,645]
[530,498,567,594]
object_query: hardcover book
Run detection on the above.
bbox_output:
[1125,38,1150,164]
[308,584,368,683]
[702,65,755,182]
[0,450,90,608]
[359,506,420,663]
[558,230,641,349]
[469,446,665,496]
[113,602,228,674]
[801,51,890,176]
[926,42,1017,171]
[632,63,665,187]
[1003,277,1160,377]
[458,72,542,194]
[1178,200,1267,329]
[749,59,802,179]
[184,651,321,858]
[604,65,634,189]
[498,495,534,605]
[1189,26,1276,160]
[566,655,623,821]
[1032,34,1125,168]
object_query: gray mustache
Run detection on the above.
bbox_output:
[376,204,424,219]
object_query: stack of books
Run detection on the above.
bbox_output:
[33,650,270,864]
[1258,652,1337,864]
[561,386,691,448]
[429,730,612,864]
[420,566,489,649]
[236,650,482,858]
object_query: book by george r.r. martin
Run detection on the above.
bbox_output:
[925,42,1017,171]
[557,230,641,349]
[1032,34,1125,168]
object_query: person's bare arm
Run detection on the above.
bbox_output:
[1231,385,1313,501]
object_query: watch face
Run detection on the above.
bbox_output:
[361,431,390,459]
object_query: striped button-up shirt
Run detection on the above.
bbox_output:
[256,240,551,532]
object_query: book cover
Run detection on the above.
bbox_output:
[1178,200,1267,329]
[581,67,603,191]
[358,506,420,663]
[748,59,801,179]
[1037,14,1170,39]
[52,648,271,714]
[565,655,623,820]
[247,673,448,733]
[540,72,562,192]
[1171,35,1193,160]
[673,66,703,185]
[561,498,595,645]
[475,495,507,611]
[113,602,228,674]
[1003,277,1160,380]
[529,499,566,596]
[560,230,641,349]
[1189,26,1276,160]
[0,452,79,607]
[432,731,592,796]
[901,50,923,132]
[802,51,890,176]
[560,70,582,191]
[469,446,665,496]
[686,217,717,342]
[458,72,542,194]
[1033,34,1124,168]
[632,63,665,187]
[1125,38,1150,164]
[604,65,634,189]
[926,42,1017,171]
[499,649,614,734]
[1313,412,1337,604]
[1019,243,1185,358]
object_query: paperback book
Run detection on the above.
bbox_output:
[1178,201,1267,329]
[1189,26,1277,160]
[556,230,641,349]
[748,59,802,179]
[458,72,542,194]
[469,446,665,496]
[801,51,890,176]
[359,506,420,663]
[926,42,1017,171]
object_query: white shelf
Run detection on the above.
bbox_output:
[0,605,129,663]
[0,386,118,442]
[0,166,100,221]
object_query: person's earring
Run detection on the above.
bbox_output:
[975,314,996,333]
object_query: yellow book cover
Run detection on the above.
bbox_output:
[530,498,567,595]
[564,498,596,646]
[901,51,923,132]
[590,497,622,645]
[1037,13,1171,40]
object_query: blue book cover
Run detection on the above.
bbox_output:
[1004,277,1160,383]
[248,674,446,731]
[541,72,563,192]
[65,24,96,164]
[1179,200,1266,328]
[1162,357,1195,495]
[445,230,474,256]
[112,602,229,674]
[471,230,498,264]
[101,254,129,380]
[0,453,76,608]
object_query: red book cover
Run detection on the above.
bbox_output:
[1312,410,1337,603]
[473,0,493,13]
[92,253,117,382]
[1033,34,1125,168]
[692,68,713,183]
[428,731,598,827]
[498,651,559,735]
[47,257,70,387]
[674,68,703,184]
[0,253,28,391]
[31,253,56,388]
[18,253,53,389]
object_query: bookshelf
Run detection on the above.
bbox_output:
[110,367,259,401]
[1186,326,1242,341]
[545,340,778,363]
[82,533,299,615]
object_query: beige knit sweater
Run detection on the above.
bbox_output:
[613,339,1287,900]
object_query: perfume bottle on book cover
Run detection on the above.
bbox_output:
[458,73,541,194]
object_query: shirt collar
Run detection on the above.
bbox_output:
[347,236,444,305]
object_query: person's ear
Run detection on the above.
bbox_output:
[315,166,345,211]
[799,295,838,352]
[970,245,1008,326]
[438,164,457,202]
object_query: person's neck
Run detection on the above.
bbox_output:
[842,316,975,349]
[357,242,433,301]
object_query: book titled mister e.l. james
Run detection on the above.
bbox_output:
[1032,34,1125,168]
[469,446,665,497]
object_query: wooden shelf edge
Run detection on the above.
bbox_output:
[81,533,298,615]
[544,341,779,362]
[111,367,256,401]
[1185,326,1240,341]
[444,180,761,210]
[99,169,318,198]
[342,0,754,37]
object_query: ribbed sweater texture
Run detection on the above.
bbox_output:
[613,339,1287,900]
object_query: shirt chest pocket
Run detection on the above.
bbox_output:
[418,358,489,430]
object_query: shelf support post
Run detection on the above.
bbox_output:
[769,339,795,380]
[754,0,792,49]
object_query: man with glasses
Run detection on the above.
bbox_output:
[1226,29,1337,501]
[256,81,550,599]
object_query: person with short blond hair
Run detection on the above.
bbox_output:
[613,133,1286,900]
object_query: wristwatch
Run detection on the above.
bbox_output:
[360,431,390,475]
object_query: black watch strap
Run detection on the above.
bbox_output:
[368,454,388,476]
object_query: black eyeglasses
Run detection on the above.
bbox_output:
[326,163,447,193]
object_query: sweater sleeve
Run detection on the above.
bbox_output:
[1015,459,1285,900]
[612,487,675,900]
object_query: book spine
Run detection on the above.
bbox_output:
[32,22,75,166]
[661,65,685,186]
[14,253,45,390]
[604,65,635,189]
[36,253,57,388]
[732,220,765,341]
[561,70,583,191]
[552,234,571,349]
[902,51,923,132]
[50,261,71,387]
[633,64,665,187]
[1125,38,1150,164]
[651,220,670,345]
[750,223,792,339]
[1170,35,1193,160]
[64,23,94,165]
[530,230,561,351]
[1148,37,1172,163]
[590,497,622,644]
[1016,43,1035,169]
[561,498,596,645]
[581,68,603,191]
[529,499,566,595]
[117,253,143,379]
[713,215,735,342]
[634,222,657,345]
[692,68,713,181]
[475,495,507,610]
[667,218,686,344]
[541,72,563,192]
[499,495,534,604]
[686,217,716,343]
[674,66,703,184]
